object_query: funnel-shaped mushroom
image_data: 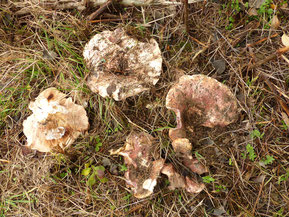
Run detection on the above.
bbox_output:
[83,28,162,101]
[110,132,164,198]
[166,74,238,140]
[23,88,89,153]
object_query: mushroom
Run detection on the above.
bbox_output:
[172,138,207,175]
[166,74,238,141]
[23,88,89,153]
[83,28,162,101]
[110,132,164,198]
[161,163,205,193]
[160,138,206,193]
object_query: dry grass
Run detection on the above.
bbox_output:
[1,1,289,216]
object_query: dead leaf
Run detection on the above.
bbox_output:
[281,33,289,47]
[271,15,280,29]
[211,59,226,74]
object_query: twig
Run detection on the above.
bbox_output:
[252,177,264,215]
[88,18,124,23]
[183,0,189,32]
[188,35,206,47]
[247,33,279,48]
[87,0,113,21]
[0,159,10,163]
[248,46,289,70]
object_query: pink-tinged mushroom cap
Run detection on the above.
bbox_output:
[110,132,164,198]
[83,28,162,101]
[172,138,207,175]
[23,88,89,153]
[161,164,205,193]
[166,74,238,140]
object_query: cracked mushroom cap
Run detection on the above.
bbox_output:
[83,28,162,101]
[161,164,205,194]
[110,132,164,198]
[23,88,89,153]
[166,74,238,140]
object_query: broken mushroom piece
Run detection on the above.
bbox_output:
[23,88,89,153]
[110,132,164,198]
[166,74,238,140]
[160,138,206,194]
[83,28,162,101]
[172,138,207,175]
[161,164,205,193]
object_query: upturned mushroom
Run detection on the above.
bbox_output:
[166,74,238,141]
[83,28,162,101]
[110,132,164,198]
[23,88,89,153]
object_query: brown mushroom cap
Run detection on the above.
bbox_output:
[166,74,238,140]
[83,28,162,101]
[110,132,164,198]
[23,88,89,153]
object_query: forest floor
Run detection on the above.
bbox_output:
[1,0,289,216]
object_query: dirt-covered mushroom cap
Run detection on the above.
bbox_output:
[110,132,164,198]
[166,74,238,140]
[83,28,162,101]
[23,88,89,153]
[161,164,205,193]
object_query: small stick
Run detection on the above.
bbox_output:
[87,0,113,21]
[0,159,10,163]
[189,35,206,46]
[252,177,265,216]
[183,0,189,32]
[248,46,289,70]
[88,18,124,23]
[247,33,279,48]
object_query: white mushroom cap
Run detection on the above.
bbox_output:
[83,28,162,101]
[23,88,89,153]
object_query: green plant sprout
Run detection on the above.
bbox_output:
[278,169,289,184]
[250,129,264,139]
[119,164,128,172]
[260,155,275,165]
[241,144,257,161]
[202,175,215,184]
[82,163,108,187]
